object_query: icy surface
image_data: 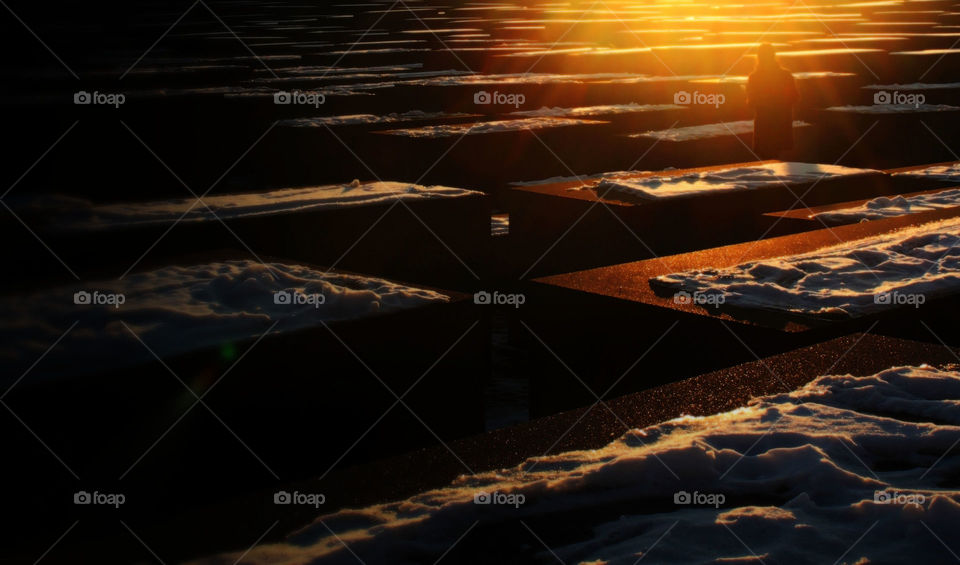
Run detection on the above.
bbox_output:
[652,217,960,318]
[631,119,811,142]
[814,188,960,224]
[0,261,449,380]
[42,181,481,230]
[192,365,960,565]
[594,162,876,201]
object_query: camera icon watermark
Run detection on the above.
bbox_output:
[674,490,725,508]
[673,90,725,108]
[874,490,925,507]
[473,490,525,508]
[473,290,526,308]
[274,90,326,107]
[74,90,126,108]
[74,490,126,508]
[873,90,925,108]
[273,490,326,508]
[473,90,525,109]
[273,290,325,308]
[74,290,126,308]
[874,291,925,308]
[673,290,725,308]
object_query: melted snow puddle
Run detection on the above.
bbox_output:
[653,216,960,318]
[813,189,960,224]
[189,365,960,565]
[1,261,449,381]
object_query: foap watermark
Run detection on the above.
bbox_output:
[875,490,926,508]
[673,290,725,308]
[474,90,525,109]
[74,490,126,508]
[274,90,325,107]
[474,490,525,508]
[74,290,125,308]
[274,290,325,308]
[874,291,925,308]
[74,90,126,108]
[273,490,326,508]
[674,90,725,108]
[674,490,725,508]
[474,290,525,308]
[873,90,925,108]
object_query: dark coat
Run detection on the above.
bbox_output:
[746,67,798,158]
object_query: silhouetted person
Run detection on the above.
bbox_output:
[747,44,798,159]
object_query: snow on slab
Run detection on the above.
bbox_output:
[851,31,960,37]
[322,47,432,55]
[631,119,811,142]
[892,48,960,55]
[278,110,479,127]
[491,214,509,236]
[402,72,656,86]
[508,103,684,118]
[653,216,960,318]
[863,82,960,90]
[127,85,278,99]
[1,261,449,381]
[44,181,481,231]
[776,47,885,56]
[814,188,960,224]
[378,117,607,138]
[278,72,734,92]
[690,71,856,84]
[893,162,960,182]
[190,365,960,565]
[606,74,736,84]
[594,162,875,201]
[268,63,423,75]
[797,35,910,44]
[825,104,960,114]
[122,64,249,74]
[263,69,474,82]
[510,170,647,187]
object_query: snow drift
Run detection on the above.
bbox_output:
[192,365,960,564]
